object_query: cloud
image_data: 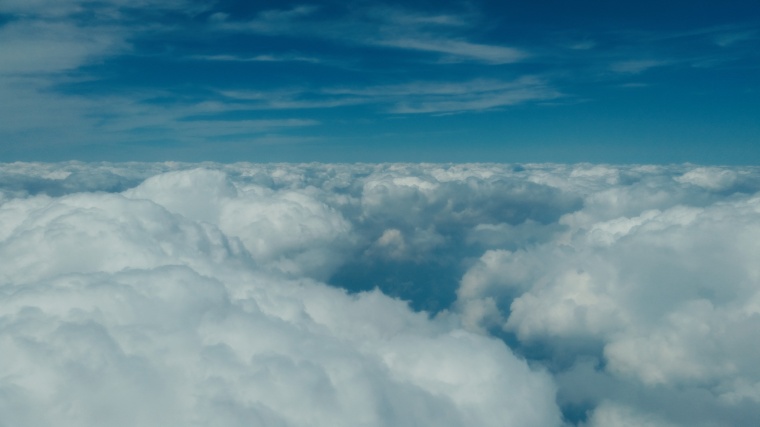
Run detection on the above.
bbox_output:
[4,161,760,427]
[0,0,240,151]
[609,59,669,74]
[360,5,526,64]
[567,40,597,50]
[0,0,209,76]
[713,30,756,47]
[583,401,678,427]
[595,25,760,80]
[219,78,560,115]
[453,163,760,425]
[0,164,563,427]
[124,168,354,280]
[3,1,759,158]
[213,3,525,65]
[189,54,322,63]
[0,21,124,75]
[214,5,320,34]
[374,38,526,64]
[388,78,561,114]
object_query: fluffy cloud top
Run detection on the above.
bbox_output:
[0,163,561,427]
[2,161,760,426]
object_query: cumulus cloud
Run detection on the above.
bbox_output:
[454,164,760,425]
[3,162,760,426]
[0,163,562,427]
[583,401,678,427]
[124,168,354,280]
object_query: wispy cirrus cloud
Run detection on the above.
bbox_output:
[218,88,368,110]
[2,1,758,161]
[601,25,760,76]
[218,77,560,114]
[353,77,559,114]
[609,59,670,74]
[374,38,526,64]
[210,5,320,33]
[0,21,125,75]
[360,5,526,63]
[188,53,322,63]
[211,4,526,65]
[0,1,323,154]
[713,29,757,47]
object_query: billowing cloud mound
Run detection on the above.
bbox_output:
[455,164,760,425]
[2,162,760,426]
[0,164,561,427]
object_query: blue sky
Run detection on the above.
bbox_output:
[1,0,759,163]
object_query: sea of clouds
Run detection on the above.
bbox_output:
[1,161,760,426]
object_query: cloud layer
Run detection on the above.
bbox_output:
[2,162,760,426]
[0,162,562,427]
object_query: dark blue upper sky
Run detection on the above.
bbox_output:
[1,0,758,163]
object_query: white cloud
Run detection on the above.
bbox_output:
[567,40,597,50]
[190,54,322,63]
[362,5,526,64]
[584,401,678,427]
[214,4,526,65]
[0,21,124,75]
[219,78,559,114]
[0,0,323,151]
[124,168,354,280]
[674,166,741,191]
[609,59,669,74]
[713,30,756,47]
[0,164,563,427]
[4,162,760,426]
[453,163,760,425]
[215,5,320,34]
[375,37,526,64]
[0,0,209,76]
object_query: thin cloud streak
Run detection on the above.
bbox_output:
[609,59,670,74]
[374,38,527,64]
[218,77,560,114]
[212,4,527,65]
[189,54,323,63]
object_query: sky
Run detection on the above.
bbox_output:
[3,162,760,426]
[1,0,759,163]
